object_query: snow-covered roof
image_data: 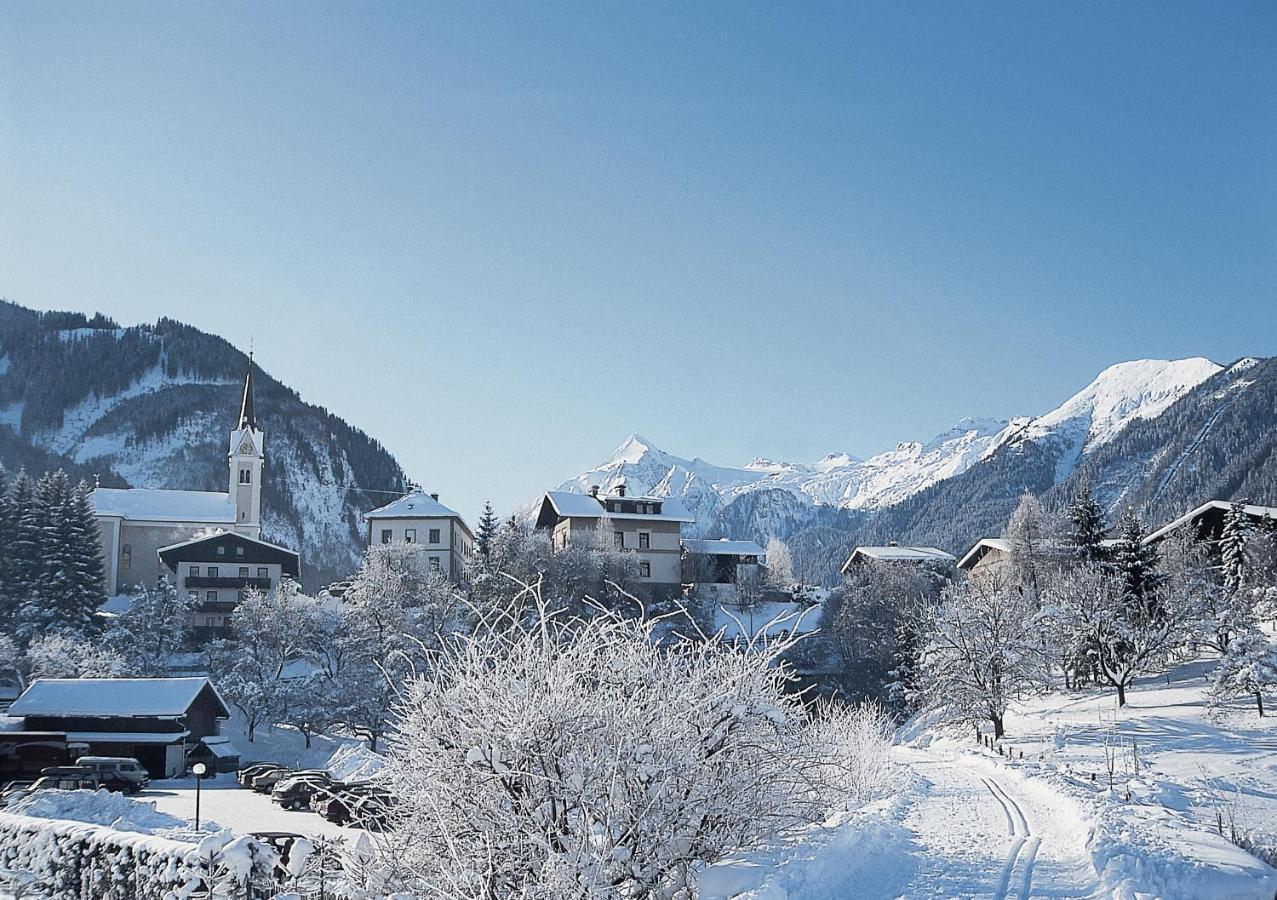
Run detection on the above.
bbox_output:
[364,491,465,522]
[842,545,956,573]
[956,538,1011,570]
[194,736,240,758]
[1144,500,1277,545]
[8,677,228,719]
[65,731,191,744]
[683,539,766,557]
[540,491,696,524]
[90,488,236,524]
[156,531,298,558]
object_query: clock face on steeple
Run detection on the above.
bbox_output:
[237,434,256,457]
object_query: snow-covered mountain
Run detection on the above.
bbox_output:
[551,358,1223,535]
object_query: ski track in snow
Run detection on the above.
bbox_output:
[896,747,1096,899]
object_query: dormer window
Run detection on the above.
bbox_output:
[239,468,252,484]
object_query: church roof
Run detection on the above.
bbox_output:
[90,488,236,523]
[238,359,257,430]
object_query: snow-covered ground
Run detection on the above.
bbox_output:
[706,652,1277,899]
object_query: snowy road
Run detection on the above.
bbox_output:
[139,776,362,843]
[895,747,1097,899]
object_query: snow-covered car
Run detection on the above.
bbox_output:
[0,779,35,807]
[237,762,284,788]
[250,766,300,793]
[271,773,334,810]
[348,792,396,831]
[313,783,389,825]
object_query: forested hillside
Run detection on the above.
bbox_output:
[0,300,408,589]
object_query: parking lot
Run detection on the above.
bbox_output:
[140,774,363,842]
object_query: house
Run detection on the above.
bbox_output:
[363,490,474,582]
[534,484,694,591]
[7,677,230,779]
[956,538,1012,580]
[683,538,767,600]
[1144,500,1277,548]
[159,531,302,639]
[841,543,956,576]
[186,735,241,775]
[91,361,276,596]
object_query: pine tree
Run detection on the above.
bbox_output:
[1069,482,1107,561]
[6,470,41,638]
[67,480,107,619]
[0,464,14,631]
[16,471,102,639]
[1113,509,1161,612]
[476,501,500,559]
[1219,500,1250,593]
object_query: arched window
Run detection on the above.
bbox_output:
[121,544,132,569]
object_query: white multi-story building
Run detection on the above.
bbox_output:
[363,490,474,583]
[534,484,694,590]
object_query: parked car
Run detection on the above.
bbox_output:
[0,780,35,807]
[237,762,284,788]
[348,792,395,831]
[74,756,149,793]
[317,784,391,825]
[249,831,307,875]
[271,773,335,810]
[27,772,101,794]
[250,766,297,793]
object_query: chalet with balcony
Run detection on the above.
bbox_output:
[535,484,695,592]
[159,531,301,639]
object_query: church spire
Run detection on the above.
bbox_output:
[238,353,257,430]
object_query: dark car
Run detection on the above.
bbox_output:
[27,772,101,794]
[348,792,395,831]
[238,763,286,788]
[250,766,299,793]
[271,773,335,810]
[313,783,389,825]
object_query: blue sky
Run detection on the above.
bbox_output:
[2,3,1274,519]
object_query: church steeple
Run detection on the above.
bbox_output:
[237,354,258,430]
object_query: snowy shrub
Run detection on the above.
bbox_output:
[0,809,275,899]
[374,583,862,899]
[806,700,896,806]
[1210,631,1277,717]
[25,631,128,679]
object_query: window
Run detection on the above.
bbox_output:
[257,567,268,579]
[206,590,217,603]
[381,529,393,544]
[639,561,651,578]
[429,557,442,572]
[614,531,624,549]
[428,528,441,544]
[238,567,249,578]
[236,546,244,557]
[638,532,650,549]
[405,528,416,544]
[190,565,200,578]
[208,566,219,578]
[239,467,252,484]
[217,546,226,556]
[120,545,132,569]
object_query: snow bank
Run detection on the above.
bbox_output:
[7,788,184,835]
[324,743,383,783]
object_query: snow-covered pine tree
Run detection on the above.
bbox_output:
[1211,630,1277,717]
[67,480,106,618]
[475,501,499,559]
[0,464,14,631]
[1219,500,1250,594]
[1069,482,1107,561]
[1004,491,1058,604]
[5,470,40,636]
[1113,508,1162,613]
[19,471,101,638]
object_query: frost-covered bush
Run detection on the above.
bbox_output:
[806,700,896,806]
[376,585,880,899]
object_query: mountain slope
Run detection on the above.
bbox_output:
[0,300,408,589]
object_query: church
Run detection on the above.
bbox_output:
[91,362,299,627]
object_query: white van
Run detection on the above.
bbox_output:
[74,756,150,792]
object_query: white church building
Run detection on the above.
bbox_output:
[91,362,277,597]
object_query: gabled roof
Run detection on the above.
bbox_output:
[364,491,464,522]
[91,488,236,523]
[8,677,230,719]
[537,491,695,525]
[157,530,300,577]
[842,545,956,574]
[1144,500,1277,545]
[956,538,1012,571]
[683,539,766,557]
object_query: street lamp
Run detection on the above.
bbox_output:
[192,762,207,832]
